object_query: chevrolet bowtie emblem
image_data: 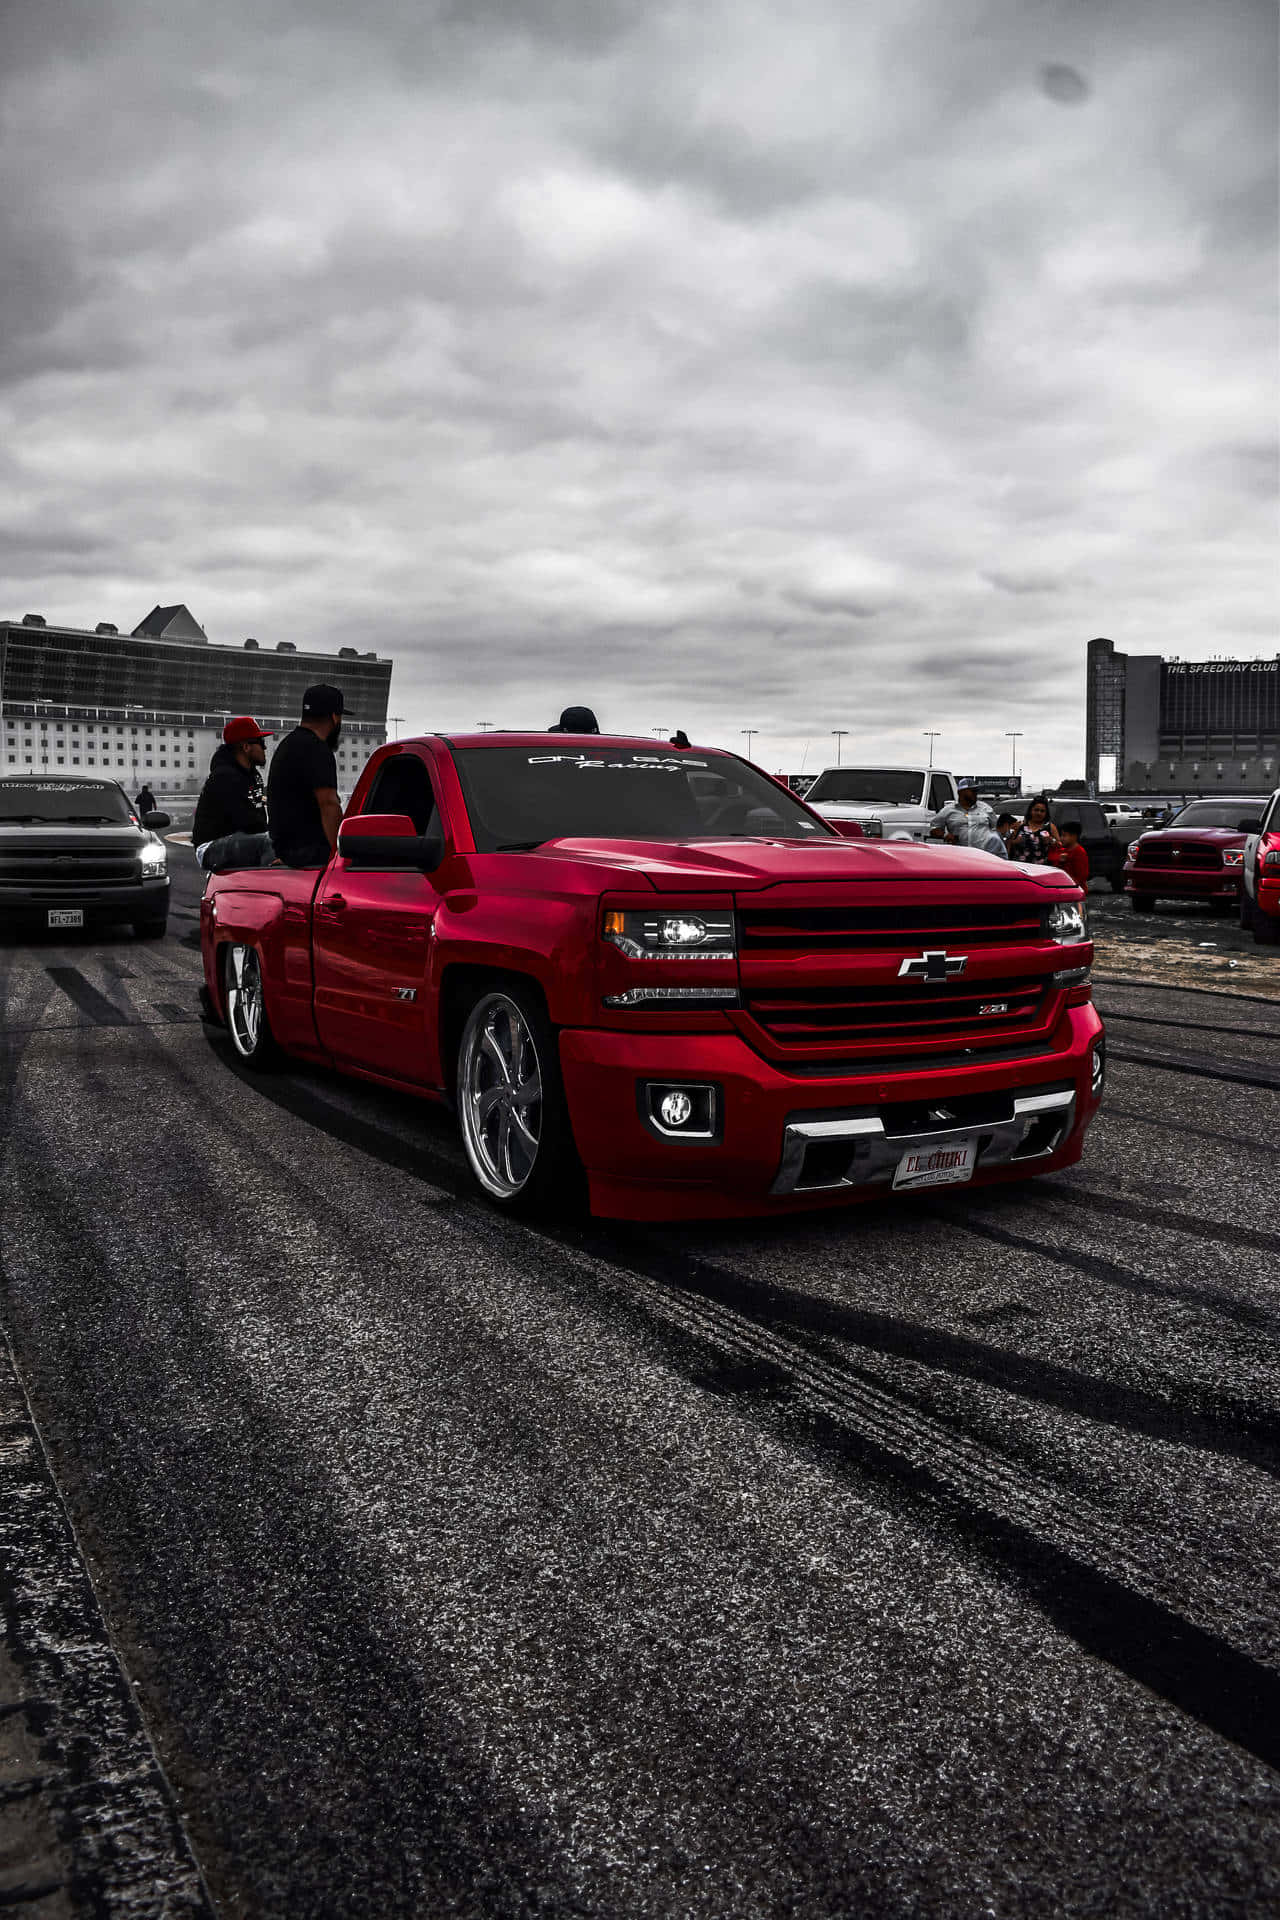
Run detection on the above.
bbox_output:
[898,950,968,981]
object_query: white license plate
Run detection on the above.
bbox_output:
[892,1133,978,1191]
[47,908,84,929]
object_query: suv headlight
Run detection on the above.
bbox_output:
[1222,849,1244,868]
[140,840,167,876]
[602,908,735,959]
[1044,901,1086,943]
[1127,840,1142,860]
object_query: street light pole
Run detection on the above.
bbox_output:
[652,727,668,739]
[741,729,758,759]
[389,715,404,741]
[476,721,494,732]
[1005,731,1022,782]
[923,730,941,768]
[831,729,848,766]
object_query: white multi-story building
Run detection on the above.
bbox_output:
[0,604,394,808]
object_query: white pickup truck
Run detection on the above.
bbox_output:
[804,766,958,840]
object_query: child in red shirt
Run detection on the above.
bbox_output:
[1051,821,1090,887]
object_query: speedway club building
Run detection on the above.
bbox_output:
[0,605,393,806]
[1086,637,1280,794]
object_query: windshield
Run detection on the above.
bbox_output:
[805,769,925,805]
[0,780,135,824]
[452,746,834,850]
[1169,801,1262,831]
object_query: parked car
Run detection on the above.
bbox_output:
[805,766,958,841]
[1099,802,1144,834]
[1045,798,1126,890]
[201,733,1103,1221]
[1123,797,1264,913]
[0,773,171,937]
[1240,786,1280,943]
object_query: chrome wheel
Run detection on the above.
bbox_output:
[225,944,266,1059]
[458,993,544,1200]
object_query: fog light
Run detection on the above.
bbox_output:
[643,1082,718,1139]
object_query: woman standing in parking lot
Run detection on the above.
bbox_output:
[1009,794,1061,864]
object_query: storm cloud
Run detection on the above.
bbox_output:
[0,0,1274,783]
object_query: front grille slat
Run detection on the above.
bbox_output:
[1139,842,1222,870]
[736,898,1057,1061]
[745,979,1046,1048]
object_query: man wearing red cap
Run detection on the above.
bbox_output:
[193,716,275,871]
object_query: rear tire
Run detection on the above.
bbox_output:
[456,983,584,1215]
[133,916,168,939]
[222,943,280,1069]
[1130,894,1155,914]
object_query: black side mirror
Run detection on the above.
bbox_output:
[1237,819,1260,834]
[338,827,444,871]
[142,810,171,829]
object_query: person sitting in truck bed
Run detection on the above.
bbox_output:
[193,716,275,871]
[266,683,346,868]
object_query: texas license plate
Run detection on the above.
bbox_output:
[892,1134,978,1190]
[47,909,84,929]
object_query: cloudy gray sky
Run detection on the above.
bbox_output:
[1,0,1275,782]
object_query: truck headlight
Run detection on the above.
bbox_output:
[602,908,735,959]
[1127,840,1142,860]
[140,840,167,876]
[1044,901,1086,943]
[1222,849,1244,868]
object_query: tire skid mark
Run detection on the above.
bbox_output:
[0,1332,213,1917]
[1024,1182,1280,1259]
[1106,1042,1280,1093]
[202,1038,1280,1770]
[1098,1009,1280,1044]
[1100,1104,1275,1157]
[953,1211,1280,1343]
[43,967,137,1028]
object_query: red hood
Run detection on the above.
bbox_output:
[1137,826,1249,846]
[503,836,1077,893]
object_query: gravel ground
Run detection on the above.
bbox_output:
[0,853,1276,1918]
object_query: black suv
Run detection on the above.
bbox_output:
[0,774,172,938]
[1045,796,1125,891]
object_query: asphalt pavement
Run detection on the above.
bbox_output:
[0,852,1277,1918]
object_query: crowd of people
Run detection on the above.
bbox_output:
[929,786,1089,883]
[188,703,1090,895]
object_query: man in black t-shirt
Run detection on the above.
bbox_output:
[266,683,346,868]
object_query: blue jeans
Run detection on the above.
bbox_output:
[197,830,275,871]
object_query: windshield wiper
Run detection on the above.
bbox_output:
[497,840,546,851]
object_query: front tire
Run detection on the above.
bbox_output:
[1245,894,1279,944]
[456,984,583,1215]
[222,943,279,1069]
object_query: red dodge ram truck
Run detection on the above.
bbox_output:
[201,733,1104,1220]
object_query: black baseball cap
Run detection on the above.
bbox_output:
[302,683,345,718]
[548,705,600,733]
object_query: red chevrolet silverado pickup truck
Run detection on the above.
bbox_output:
[201,733,1104,1220]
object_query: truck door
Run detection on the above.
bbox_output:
[312,751,443,1085]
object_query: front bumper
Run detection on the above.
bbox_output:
[1124,863,1236,900]
[559,1004,1104,1220]
[0,876,170,921]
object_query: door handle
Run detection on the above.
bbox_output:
[321,894,348,913]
